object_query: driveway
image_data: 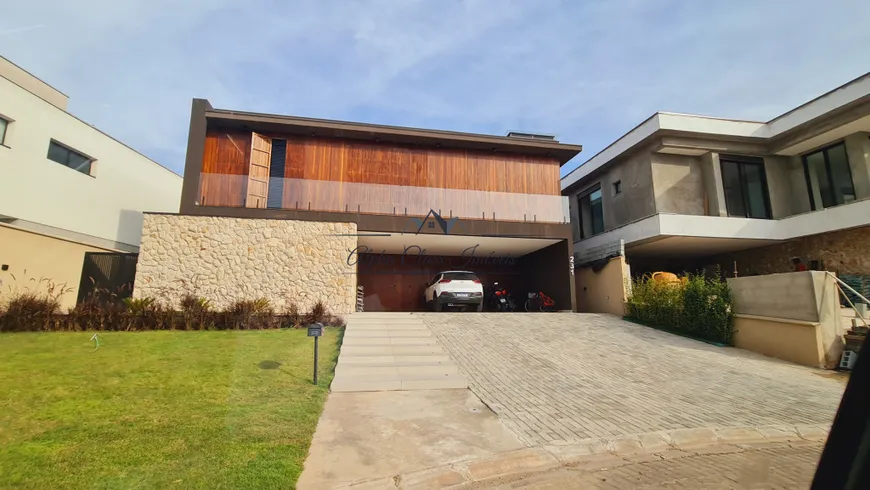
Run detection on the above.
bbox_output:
[418,312,846,446]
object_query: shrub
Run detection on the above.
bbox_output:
[1,292,345,332]
[68,295,126,331]
[0,291,62,332]
[626,272,733,345]
[179,294,214,330]
[283,301,301,328]
[324,314,346,328]
[122,297,170,331]
[303,301,327,326]
[222,298,275,330]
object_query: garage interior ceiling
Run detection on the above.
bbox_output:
[357,232,560,257]
[627,235,781,257]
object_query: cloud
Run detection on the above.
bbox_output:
[2,0,870,176]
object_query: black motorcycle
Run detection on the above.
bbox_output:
[487,282,516,312]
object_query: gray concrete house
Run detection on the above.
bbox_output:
[562,72,870,289]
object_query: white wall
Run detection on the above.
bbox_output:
[0,75,182,248]
[575,198,870,257]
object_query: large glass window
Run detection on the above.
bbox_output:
[803,143,855,209]
[720,156,771,219]
[577,186,604,239]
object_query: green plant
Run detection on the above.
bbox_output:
[179,294,214,330]
[626,272,733,345]
[68,295,127,331]
[0,291,62,332]
[283,301,301,328]
[121,297,170,331]
[123,297,156,315]
[222,298,275,330]
[303,301,327,325]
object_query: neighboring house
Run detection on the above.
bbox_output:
[562,72,870,294]
[133,99,583,313]
[0,56,183,310]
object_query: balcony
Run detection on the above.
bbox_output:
[198,173,569,224]
[575,197,870,261]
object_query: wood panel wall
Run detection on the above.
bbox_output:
[281,136,560,195]
[200,130,251,206]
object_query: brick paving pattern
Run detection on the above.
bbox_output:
[483,442,824,489]
[418,313,845,446]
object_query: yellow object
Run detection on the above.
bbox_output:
[651,271,680,284]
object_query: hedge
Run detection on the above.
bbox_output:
[0,292,344,332]
[625,273,733,345]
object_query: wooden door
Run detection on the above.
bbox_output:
[246,133,271,208]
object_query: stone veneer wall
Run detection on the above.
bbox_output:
[710,225,870,276]
[134,215,358,313]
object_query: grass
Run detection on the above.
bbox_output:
[0,329,341,489]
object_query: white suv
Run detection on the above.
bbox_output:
[424,271,484,312]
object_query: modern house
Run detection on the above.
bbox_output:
[133,99,583,313]
[562,72,870,309]
[0,56,183,310]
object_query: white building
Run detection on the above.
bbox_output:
[0,56,182,309]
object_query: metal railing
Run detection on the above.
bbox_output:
[827,272,869,328]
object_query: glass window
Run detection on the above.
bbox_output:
[804,151,832,208]
[442,272,479,281]
[720,157,771,219]
[0,118,8,145]
[577,185,605,239]
[826,144,855,205]
[803,143,854,210]
[589,189,604,235]
[721,160,746,217]
[742,164,769,219]
[47,141,92,175]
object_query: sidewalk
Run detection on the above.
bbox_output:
[335,424,829,489]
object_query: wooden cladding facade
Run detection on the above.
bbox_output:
[200,129,251,207]
[201,128,560,197]
[246,133,271,208]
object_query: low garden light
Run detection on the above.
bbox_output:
[307,322,323,384]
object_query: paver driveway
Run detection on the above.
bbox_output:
[418,313,846,446]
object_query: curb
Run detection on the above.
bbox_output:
[333,423,830,489]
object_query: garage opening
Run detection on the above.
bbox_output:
[355,233,573,312]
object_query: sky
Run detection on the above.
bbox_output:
[2,0,870,177]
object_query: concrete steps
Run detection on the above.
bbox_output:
[339,354,454,366]
[331,312,468,393]
[341,345,446,356]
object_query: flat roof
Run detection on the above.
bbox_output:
[201,100,583,165]
[561,71,870,191]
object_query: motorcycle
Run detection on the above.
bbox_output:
[487,282,516,312]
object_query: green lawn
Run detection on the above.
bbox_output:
[0,329,340,489]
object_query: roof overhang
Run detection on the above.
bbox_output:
[203,104,583,165]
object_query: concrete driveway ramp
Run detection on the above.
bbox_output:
[331,312,468,392]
